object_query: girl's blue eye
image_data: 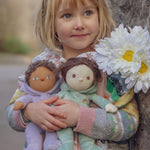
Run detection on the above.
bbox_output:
[84,10,92,16]
[62,13,71,19]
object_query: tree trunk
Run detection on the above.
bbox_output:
[110,0,150,30]
[129,90,150,150]
[110,0,150,149]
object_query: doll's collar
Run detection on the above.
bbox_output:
[60,81,97,94]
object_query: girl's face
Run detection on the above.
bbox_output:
[55,0,99,52]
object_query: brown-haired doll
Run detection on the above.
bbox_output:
[13,60,61,150]
[56,57,118,150]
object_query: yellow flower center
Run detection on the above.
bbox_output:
[139,62,148,74]
[123,50,134,62]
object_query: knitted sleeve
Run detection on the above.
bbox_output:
[7,104,28,131]
[74,98,139,141]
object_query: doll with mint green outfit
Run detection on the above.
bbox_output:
[56,57,118,150]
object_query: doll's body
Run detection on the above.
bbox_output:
[20,81,61,150]
[13,60,61,150]
[56,57,118,150]
[57,82,117,150]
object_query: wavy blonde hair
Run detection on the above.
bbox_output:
[36,0,115,52]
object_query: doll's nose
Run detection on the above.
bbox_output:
[40,78,45,81]
[79,78,83,82]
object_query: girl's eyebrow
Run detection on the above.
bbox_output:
[83,6,97,10]
[84,5,97,8]
[57,8,72,15]
[57,5,97,15]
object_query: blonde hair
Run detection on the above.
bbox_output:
[36,0,115,52]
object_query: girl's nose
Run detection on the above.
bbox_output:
[74,17,85,30]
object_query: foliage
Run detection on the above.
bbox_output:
[0,36,30,54]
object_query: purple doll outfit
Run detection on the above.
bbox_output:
[15,78,62,150]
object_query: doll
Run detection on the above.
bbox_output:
[13,60,61,150]
[56,57,118,150]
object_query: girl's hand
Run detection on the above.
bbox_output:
[23,96,67,132]
[53,99,80,127]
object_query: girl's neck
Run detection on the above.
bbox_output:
[62,47,95,59]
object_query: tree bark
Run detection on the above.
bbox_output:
[110,0,150,30]
[109,0,150,149]
[129,90,150,150]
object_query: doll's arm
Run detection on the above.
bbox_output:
[91,94,117,113]
[7,88,28,131]
[13,95,33,110]
[8,83,66,132]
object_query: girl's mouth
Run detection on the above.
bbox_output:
[72,34,89,38]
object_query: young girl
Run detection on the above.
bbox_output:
[7,0,139,150]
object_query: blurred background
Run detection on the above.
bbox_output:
[0,0,149,149]
[0,0,43,149]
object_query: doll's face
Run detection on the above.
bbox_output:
[66,64,94,91]
[29,66,56,92]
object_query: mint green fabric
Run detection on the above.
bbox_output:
[58,82,110,108]
[56,82,113,150]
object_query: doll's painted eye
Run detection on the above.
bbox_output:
[87,76,90,80]
[46,75,51,79]
[72,74,76,78]
[33,76,38,80]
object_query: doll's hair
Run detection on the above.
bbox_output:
[25,60,58,85]
[57,57,101,82]
[36,0,115,52]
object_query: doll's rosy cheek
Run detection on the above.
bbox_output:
[72,74,76,78]
[87,76,90,80]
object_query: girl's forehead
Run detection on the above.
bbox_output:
[56,0,96,9]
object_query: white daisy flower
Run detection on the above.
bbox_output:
[95,38,114,75]
[125,59,150,93]
[110,24,129,39]
[94,24,150,93]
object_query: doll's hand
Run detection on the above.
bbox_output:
[13,101,24,110]
[53,99,80,127]
[105,103,118,113]
[23,96,67,131]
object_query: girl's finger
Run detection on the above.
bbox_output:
[46,114,67,128]
[48,106,66,118]
[53,99,66,106]
[40,123,58,132]
[41,96,59,105]
[41,120,61,131]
